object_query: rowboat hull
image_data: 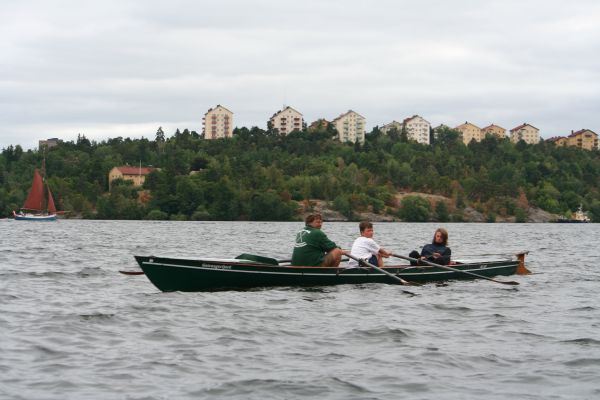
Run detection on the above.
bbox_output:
[134,256,520,292]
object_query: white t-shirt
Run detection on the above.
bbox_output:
[347,236,381,268]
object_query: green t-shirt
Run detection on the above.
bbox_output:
[291,225,338,266]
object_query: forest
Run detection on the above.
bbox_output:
[1,125,599,222]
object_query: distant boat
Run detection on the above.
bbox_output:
[556,204,590,223]
[13,168,58,221]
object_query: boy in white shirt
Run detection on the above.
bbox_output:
[347,221,392,268]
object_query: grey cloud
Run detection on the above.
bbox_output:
[1,0,600,148]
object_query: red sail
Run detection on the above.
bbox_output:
[47,187,57,214]
[22,169,44,211]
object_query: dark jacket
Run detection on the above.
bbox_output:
[421,243,451,265]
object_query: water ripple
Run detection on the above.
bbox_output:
[1,221,599,399]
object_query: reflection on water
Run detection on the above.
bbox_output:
[1,220,599,399]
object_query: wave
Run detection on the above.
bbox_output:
[193,377,375,398]
[562,338,600,346]
[79,313,115,321]
[0,267,108,278]
[564,358,600,366]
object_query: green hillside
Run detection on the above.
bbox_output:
[1,126,599,222]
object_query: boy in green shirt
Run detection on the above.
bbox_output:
[291,213,344,267]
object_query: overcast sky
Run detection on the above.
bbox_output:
[2,0,600,149]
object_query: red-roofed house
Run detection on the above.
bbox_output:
[546,136,568,147]
[108,166,158,191]
[510,123,540,144]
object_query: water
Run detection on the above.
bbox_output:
[1,221,599,399]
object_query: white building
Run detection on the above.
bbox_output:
[203,105,233,139]
[269,106,303,136]
[403,115,431,144]
[332,110,366,143]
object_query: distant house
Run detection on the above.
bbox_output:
[546,136,568,147]
[108,166,157,191]
[510,123,540,144]
[455,122,482,144]
[403,115,431,144]
[380,120,403,135]
[308,118,331,132]
[39,138,60,151]
[567,129,598,150]
[203,105,233,139]
[269,106,303,136]
[332,110,366,144]
[481,124,507,139]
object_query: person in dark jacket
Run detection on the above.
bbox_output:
[409,228,451,265]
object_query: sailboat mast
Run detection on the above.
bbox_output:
[41,150,47,211]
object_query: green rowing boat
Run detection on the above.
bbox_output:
[133,253,528,292]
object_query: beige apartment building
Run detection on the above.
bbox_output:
[380,120,403,135]
[203,105,233,139]
[455,122,482,144]
[269,106,303,136]
[481,124,506,139]
[403,115,431,144]
[567,129,598,150]
[510,123,540,144]
[332,110,366,143]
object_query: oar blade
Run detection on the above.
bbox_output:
[235,253,280,265]
[119,270,145,275]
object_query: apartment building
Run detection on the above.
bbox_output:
[332,110,366,143]
[269,106,303,136]
[567,129,598,150]
[403,115,431,144]
[203,105,233,139]
[455,122,482,144]
[481,124,507,139]
[510,123,540,144]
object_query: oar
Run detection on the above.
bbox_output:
[345,253,417,287]
[391,253,519,286]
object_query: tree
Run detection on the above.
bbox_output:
[155,126,165,143]
[435,201,450,222]
[399,196,431,222]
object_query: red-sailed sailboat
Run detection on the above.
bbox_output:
[13,168,58,221]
